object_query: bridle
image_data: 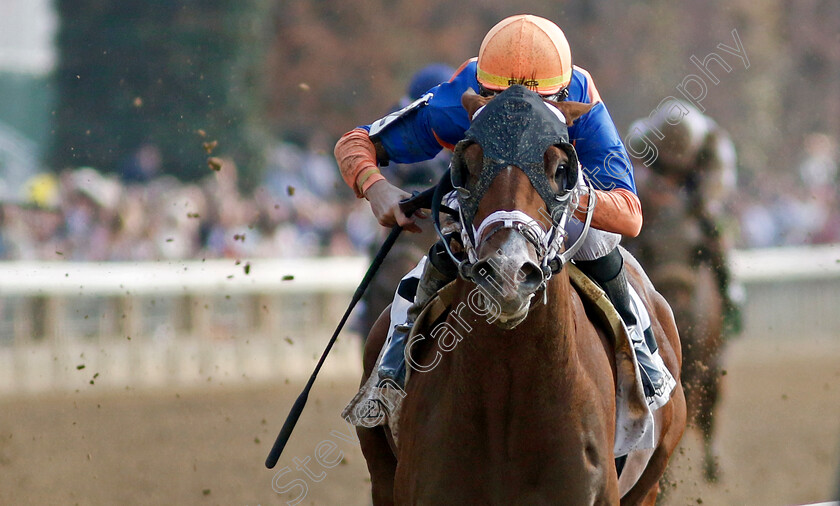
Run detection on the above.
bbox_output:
[432,85,595,293]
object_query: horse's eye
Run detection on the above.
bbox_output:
[544,146,569,185]
[555,163,569,179]
[553,163,570,189]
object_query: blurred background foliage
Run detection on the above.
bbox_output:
[50,0,273,188]
[10,0,838,190]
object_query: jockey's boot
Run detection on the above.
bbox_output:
[576,248,675,408]
[378,245,458,388]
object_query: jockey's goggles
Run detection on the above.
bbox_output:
[478,82,570,102]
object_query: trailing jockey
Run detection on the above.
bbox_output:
[627,100,743,336]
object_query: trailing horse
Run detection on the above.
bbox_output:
[624,169,728,482]
[625,100,742,483]
[351,86,686,505]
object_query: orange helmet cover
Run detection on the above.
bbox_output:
[477,14,573,95]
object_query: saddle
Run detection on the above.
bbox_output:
[342,265,656,456]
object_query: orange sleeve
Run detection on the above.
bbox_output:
[334,128,386,198]
[574,188,643,237]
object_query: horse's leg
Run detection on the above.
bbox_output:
[679,331,715,484]
[357,305,398,506]
[696,357,723,482]
[359,425,397,506]
[652,278,703,492]
[690,267,725,482]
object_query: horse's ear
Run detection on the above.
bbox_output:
[546,100,596,126]
[462,89,491,120]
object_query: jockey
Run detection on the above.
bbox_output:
[335,14,676,408]
[627,100,743,335]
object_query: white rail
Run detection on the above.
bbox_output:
[1,245,836,296]
[0,257,368,296]
[731,244,840,282]
[0,257,368,395]
[730,244,840,340]
[1,246,838,395]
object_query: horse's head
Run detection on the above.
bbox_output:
[451,85,594,329]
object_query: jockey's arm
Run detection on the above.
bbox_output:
[334,97,454,233]
[334,128,388,199]
[575,188,643,238]
[334,129,422,233]
[335,61,476,232]
[566,68,642,238]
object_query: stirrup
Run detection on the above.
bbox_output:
[377,323,412,388]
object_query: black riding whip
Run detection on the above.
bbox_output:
[265,188,436,469]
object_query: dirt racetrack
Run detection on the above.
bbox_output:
[1,335,839,505]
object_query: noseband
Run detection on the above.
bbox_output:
[433,85,596,290]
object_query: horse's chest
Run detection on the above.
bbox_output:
[398,393,615,504]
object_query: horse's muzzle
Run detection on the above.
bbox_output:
[473,229,544,329]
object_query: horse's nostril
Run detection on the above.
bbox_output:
[518,262,543,291]
[517,262,537,280]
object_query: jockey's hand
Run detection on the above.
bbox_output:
[364,180,424,233]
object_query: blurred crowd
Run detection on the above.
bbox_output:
[0,132,837,261]
[0,140,380,262]
[734,133,840,249]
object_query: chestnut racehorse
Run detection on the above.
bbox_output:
[357,87,686,505]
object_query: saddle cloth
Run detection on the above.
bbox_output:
[342,265,656,457]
